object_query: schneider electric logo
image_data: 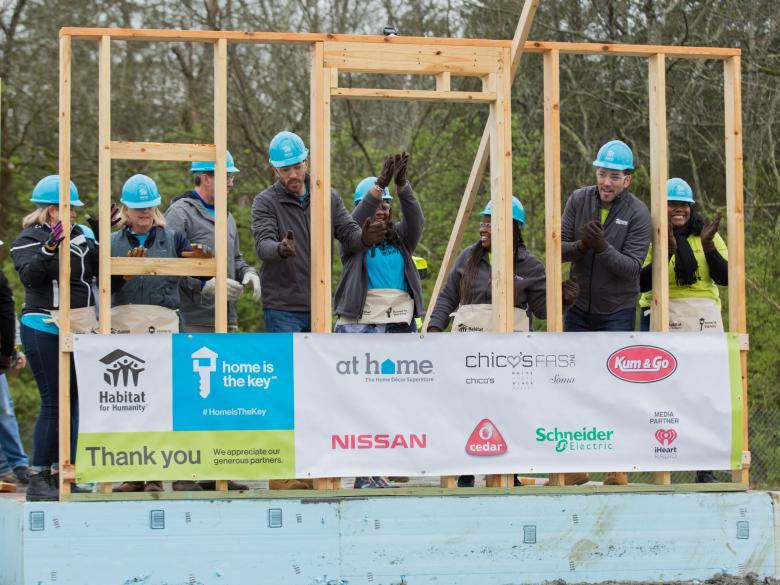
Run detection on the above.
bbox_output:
[536,426,615,453]
[336,352,434,383]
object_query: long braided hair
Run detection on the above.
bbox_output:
[459,221,523,304]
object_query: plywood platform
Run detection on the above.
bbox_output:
[1,489,776,585]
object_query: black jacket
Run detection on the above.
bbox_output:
[0,270,16,357]
[11,223,99,314]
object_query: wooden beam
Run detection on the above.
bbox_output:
[98,36,112,335]
[59,27,510,48]
[309,45,332,334]
[422,0,538,333]
[110,257,216,276]
[323,42,503,76]
[330,88,496,103]
[435,72,451,91]
[649,53,670,333]
[543,49,563,332]
[58,34,73,498]
[213,38,228,334]
[724,56,749,485]
[110,141,215,161]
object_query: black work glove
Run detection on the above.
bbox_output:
[85,203,121,241]
[361,217,386,247]
[700,214,722,253]
[562,276,579,306]
[393,152,409,187]
[44,221,65,252]
[580,221,608,253]
[376,155,394,190]
[278,230,296,258]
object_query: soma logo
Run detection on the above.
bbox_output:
[607,345,677,383]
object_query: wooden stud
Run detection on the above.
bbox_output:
[309,46,332,334]
[440,476,457,489]
[435,72,451,91]
[724,56,749,485]
[110,257,216,277]
[543,49,563,332]
[648,53,671,487]
[98,36,112,336]
[58,34,72,498]
[213,38,228,335]
[0,482,15,493]
[110,141,215,161]
[330,88,496,103]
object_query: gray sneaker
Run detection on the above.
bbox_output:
[173,480,203,491]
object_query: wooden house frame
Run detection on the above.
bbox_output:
[54,0,747,498]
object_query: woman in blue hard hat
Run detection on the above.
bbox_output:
[10,175,103,501]
[428,196,578,488]
[334,153,424,335]
[639,178,727,334]
[333,153,425,489]
[110,174,211,493]
[638,178,727,483]
[428,196,578,334]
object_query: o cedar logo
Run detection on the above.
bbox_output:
[607,345,677,383]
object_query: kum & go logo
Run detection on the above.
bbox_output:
[536,426,615,453]
[607,346,677,383]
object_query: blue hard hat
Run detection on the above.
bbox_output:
[121,174,162,209]
[353,177,392,206]
[666,178,695,205]
[190,150,240,174]
[480,196,526,225]
[592,140,634,171]
[31,175,83,207]
[268,131,309,168]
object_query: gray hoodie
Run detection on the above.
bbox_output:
[251,176,365,312]
[164,192,257,329]
[429,242,547,331]
[334,182,425,319]
[561,185,651,314]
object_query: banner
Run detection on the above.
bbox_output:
[73,332,743,482]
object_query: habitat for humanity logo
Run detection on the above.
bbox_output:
[191,345,278,400]
[336,352,434,383]
[100,349,145,387]
[535,426,615,453]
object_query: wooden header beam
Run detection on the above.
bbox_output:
[60,27,740,59]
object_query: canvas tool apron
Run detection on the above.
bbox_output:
[48,306,98,334]
[450,303,530,333]
[110,304,180,334]
[337,289,414,326]
[651,297,723,332]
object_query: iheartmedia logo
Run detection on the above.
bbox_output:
[607,346,677,383]
[331,433,427,450]
[654,428,678,460]
[465,419,507,456]
[655,428,677,446]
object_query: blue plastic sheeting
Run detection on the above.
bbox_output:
[0,491,777,585]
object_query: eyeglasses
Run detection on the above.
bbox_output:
[479,221,491,229]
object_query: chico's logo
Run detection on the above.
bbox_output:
[607,345,677,383]
[655,429,677,446]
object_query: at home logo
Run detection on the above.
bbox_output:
[336,353,433,376]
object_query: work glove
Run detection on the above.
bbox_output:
[393,152,409,187]
[278,230,296,258]
[361,217,386,247]
[580,221,608,253]
[201,277,244,302]
[376,155,394,190]
[562,276,579,306]
[667,225,677,258]
[43,221,65,252]
[123,246,148,280]
[426,326,443,333]
[181,243,213,259]
[242,271,262,302]
[85,203,121,241]
[700,213,722,253]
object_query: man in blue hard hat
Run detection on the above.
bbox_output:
[562,139,651,332]
[165,150,261,333]
[561,139,651,487]
[251,131,386,333]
